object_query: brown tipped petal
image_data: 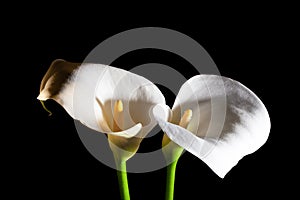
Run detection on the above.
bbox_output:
[37,59,81,117]
[38,61,166,139]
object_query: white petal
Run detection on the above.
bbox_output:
[156,118,213,159]
[74,63,165,137]
[38,60,165,138]
[152,103,172,122]
[108,123,143,138]
[159,75,270,178]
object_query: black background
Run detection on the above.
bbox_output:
[7,7,290,199]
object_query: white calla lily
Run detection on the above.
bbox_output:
[38,59,166,161]
[156,75,270,178]
[38,59,168,200]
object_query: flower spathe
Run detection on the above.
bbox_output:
[156,75,270,178]
[38,59,166,161]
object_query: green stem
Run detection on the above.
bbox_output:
[116,160,130,200]
[165,159,179,200]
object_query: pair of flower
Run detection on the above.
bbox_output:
[38,59,270,200]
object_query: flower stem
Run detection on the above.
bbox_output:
[165,159,179,200]
[116,160,130,200]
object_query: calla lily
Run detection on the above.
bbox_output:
[38,59,166,200]
[156,75,270,179]
[38,59,165,158]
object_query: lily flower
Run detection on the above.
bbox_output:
[155,75,270,199]
[38,59,166,200]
